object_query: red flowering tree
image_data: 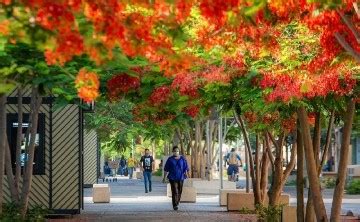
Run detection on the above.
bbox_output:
[1,1,360,221]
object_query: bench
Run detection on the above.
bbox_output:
[93,184,110,203]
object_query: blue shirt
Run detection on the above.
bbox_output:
[164,155,189,181]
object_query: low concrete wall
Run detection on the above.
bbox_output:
[166,183,197,202]
[227,193,290,211]
[219,189,247,206]
[282,206,297,222]
[192,180,236,194]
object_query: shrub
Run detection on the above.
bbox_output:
[0,202,50,222]
[346,179,360,194]
[322,177,336,189]
[255,204,283,222]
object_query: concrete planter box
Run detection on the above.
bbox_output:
[227,192,290,211]
[93,184,110,203]
[219,189,247,206]
[166,183,197,202]
[192,180,236,194]
[282,206,297,222]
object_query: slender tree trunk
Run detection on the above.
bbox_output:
[233,110,256,194]
[15,88,23,198]
[306,112,321,221]
[297,128,305,222]
[176,128,185,155]
[254,134,261,205]
[260,139,269,203]
[5,136,18,203]
[20,87,42,217]
[298,106,328,222]
[330,100,356,222]
[318,111,335,175]
[267,131,283,206]
[0,94,7,214]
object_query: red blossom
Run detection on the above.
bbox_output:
[149,86,172,105]
[107,73,140,99]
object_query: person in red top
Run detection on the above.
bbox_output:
[163,146,189,210]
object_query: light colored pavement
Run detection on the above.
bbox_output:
[48,175,360,221]
[75,177,257,221]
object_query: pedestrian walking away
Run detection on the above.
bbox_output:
[127,153,136,179]
[119,155,127,176]
[140,148,154,193]
[226,148,243,182]
[163,146,189,211]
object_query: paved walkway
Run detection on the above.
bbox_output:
[76,177,257,221]
[48,176,360,221]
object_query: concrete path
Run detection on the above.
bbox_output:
[74,176,257,221]
[48,175,360,221]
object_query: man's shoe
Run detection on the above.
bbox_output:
[145,190,148,193]
[149,188,152,192]
[173,206,178,211]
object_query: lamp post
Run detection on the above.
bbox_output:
[218,115,223,189]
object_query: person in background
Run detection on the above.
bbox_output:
[104,161,111,176]
[127,153,136,179]
[226,148,243,182]
[163,146,189,211]
[119,155,127,176]
[140,148,154,193]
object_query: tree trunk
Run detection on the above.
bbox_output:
[306,112,321,222]
[176,128,185,155]
[298,106,328,222]
[0,94,7,214]
[15,88,23,198]
[5,135,18,203]
[233,109,256,194]
[254,134,261,205]
[318,111,335,175]
[267,131,283,206]
[297,128,305,222]
[330,100,355,222]
[260,139,269,203]
[20,87,42,217]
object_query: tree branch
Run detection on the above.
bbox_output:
[354,2,360,19]
[334,32,360,62]
[318,110,335,175]
[337,10,360,44]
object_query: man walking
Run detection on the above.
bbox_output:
[226,148,243,182]
[163,146,189,211]
[140,148,154,193]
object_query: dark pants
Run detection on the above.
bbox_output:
[143,171,152,192]
[169,180,183,207]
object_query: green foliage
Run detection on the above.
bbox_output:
[238,204,284,221]
[255,204,283,222]
[0,202,50,222]
[239,207,256,214]
[321,177,336,189]
[346,179,360,195]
